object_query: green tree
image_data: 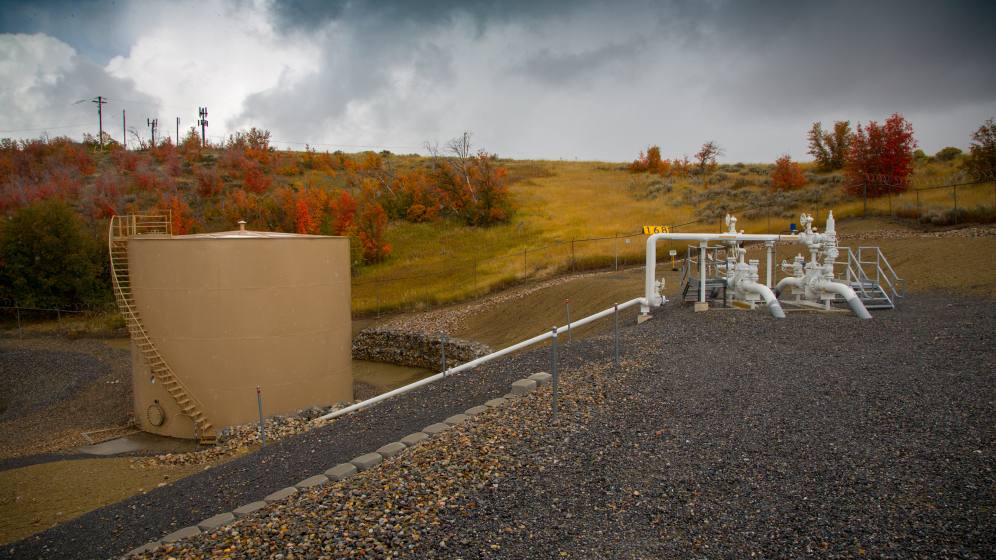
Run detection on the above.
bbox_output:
[807,121,852,171]
[934,147,962,162]
[965,118,996,176]
[0,198,109,306]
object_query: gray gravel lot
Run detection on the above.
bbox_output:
[5,294,995,559]
[0,349,112,422]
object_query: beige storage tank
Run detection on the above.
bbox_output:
[123,226,352,440]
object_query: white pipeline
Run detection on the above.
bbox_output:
[774,276,802,298]
[816,279,873,319]
[644,232,800,308]
[320,297,648,420]
[742,280,786,319]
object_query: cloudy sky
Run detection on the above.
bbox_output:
[1,0,994,162]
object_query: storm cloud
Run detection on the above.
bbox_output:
[1,0,993,160]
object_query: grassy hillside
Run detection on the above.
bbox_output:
[356,156,994,314]
[1,134,992,317]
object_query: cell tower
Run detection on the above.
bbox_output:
[198,107,209,147]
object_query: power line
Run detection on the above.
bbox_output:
[0,123,99,133]
[274,140,424,150]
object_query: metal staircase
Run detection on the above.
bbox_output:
[109,212,214,443]
[836,247,905,310]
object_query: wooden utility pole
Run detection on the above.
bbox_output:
[92,96,107,149]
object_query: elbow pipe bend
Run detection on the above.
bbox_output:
[774,277,802,299]
[743,280,786,319]
[816,280,872,319]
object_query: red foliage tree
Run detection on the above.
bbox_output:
[770,155,808,191]
[327,190,357,235]
[694,141,724,172]
[243,166,271,194]
[844,113,918,196]
[355,201,391,263]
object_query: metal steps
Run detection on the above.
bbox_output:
[848,280,896,309]
[836,247,905,311]
[109,213,214,443]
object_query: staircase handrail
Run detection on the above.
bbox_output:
[108,214,210,435]
[857,247,905,302]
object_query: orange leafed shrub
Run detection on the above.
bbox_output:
[179,127,202,163]
[393,168,440,222]
[770,155,808,190]
[195,167,224,197]
[243,167,271,194]
[219,188,262,229]
[629,145,670,175]
[157,194,197,235]
[274,152,301,176]
[670,156,691,177]
[362,152,382,171]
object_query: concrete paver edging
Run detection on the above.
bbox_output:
[232,501,266,517]
[400,432,428,446]
[350,452,384,471]
[263,487,298,503]
[325,463,357,480]
[197,512,235,531]
[295,474,330,489]
[376,442,406,458]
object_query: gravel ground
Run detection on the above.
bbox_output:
[4,293,994,559]
[0,348,112,422]
[0,340,134,461]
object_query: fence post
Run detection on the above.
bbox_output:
[56,309,62,338]
[16,304,22,339]
[376,281,380,318]
[565,299,572,342]
[614,303,619,366]
[953,185,958,225]
[523,250,527,279]
[440,329,446,377]
[571,239,575,272]
[863,183,868,218]
[474,262,478,299]
[615,234,618,271]
[257,386,266,447]
[917,189,921,224]
[425,275,429,308]
[551,326,558,423]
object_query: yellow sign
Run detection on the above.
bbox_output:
[642,226,671,234]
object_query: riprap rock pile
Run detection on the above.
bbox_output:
[352,327,493,369]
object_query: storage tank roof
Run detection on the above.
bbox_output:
[176,230,328,239]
